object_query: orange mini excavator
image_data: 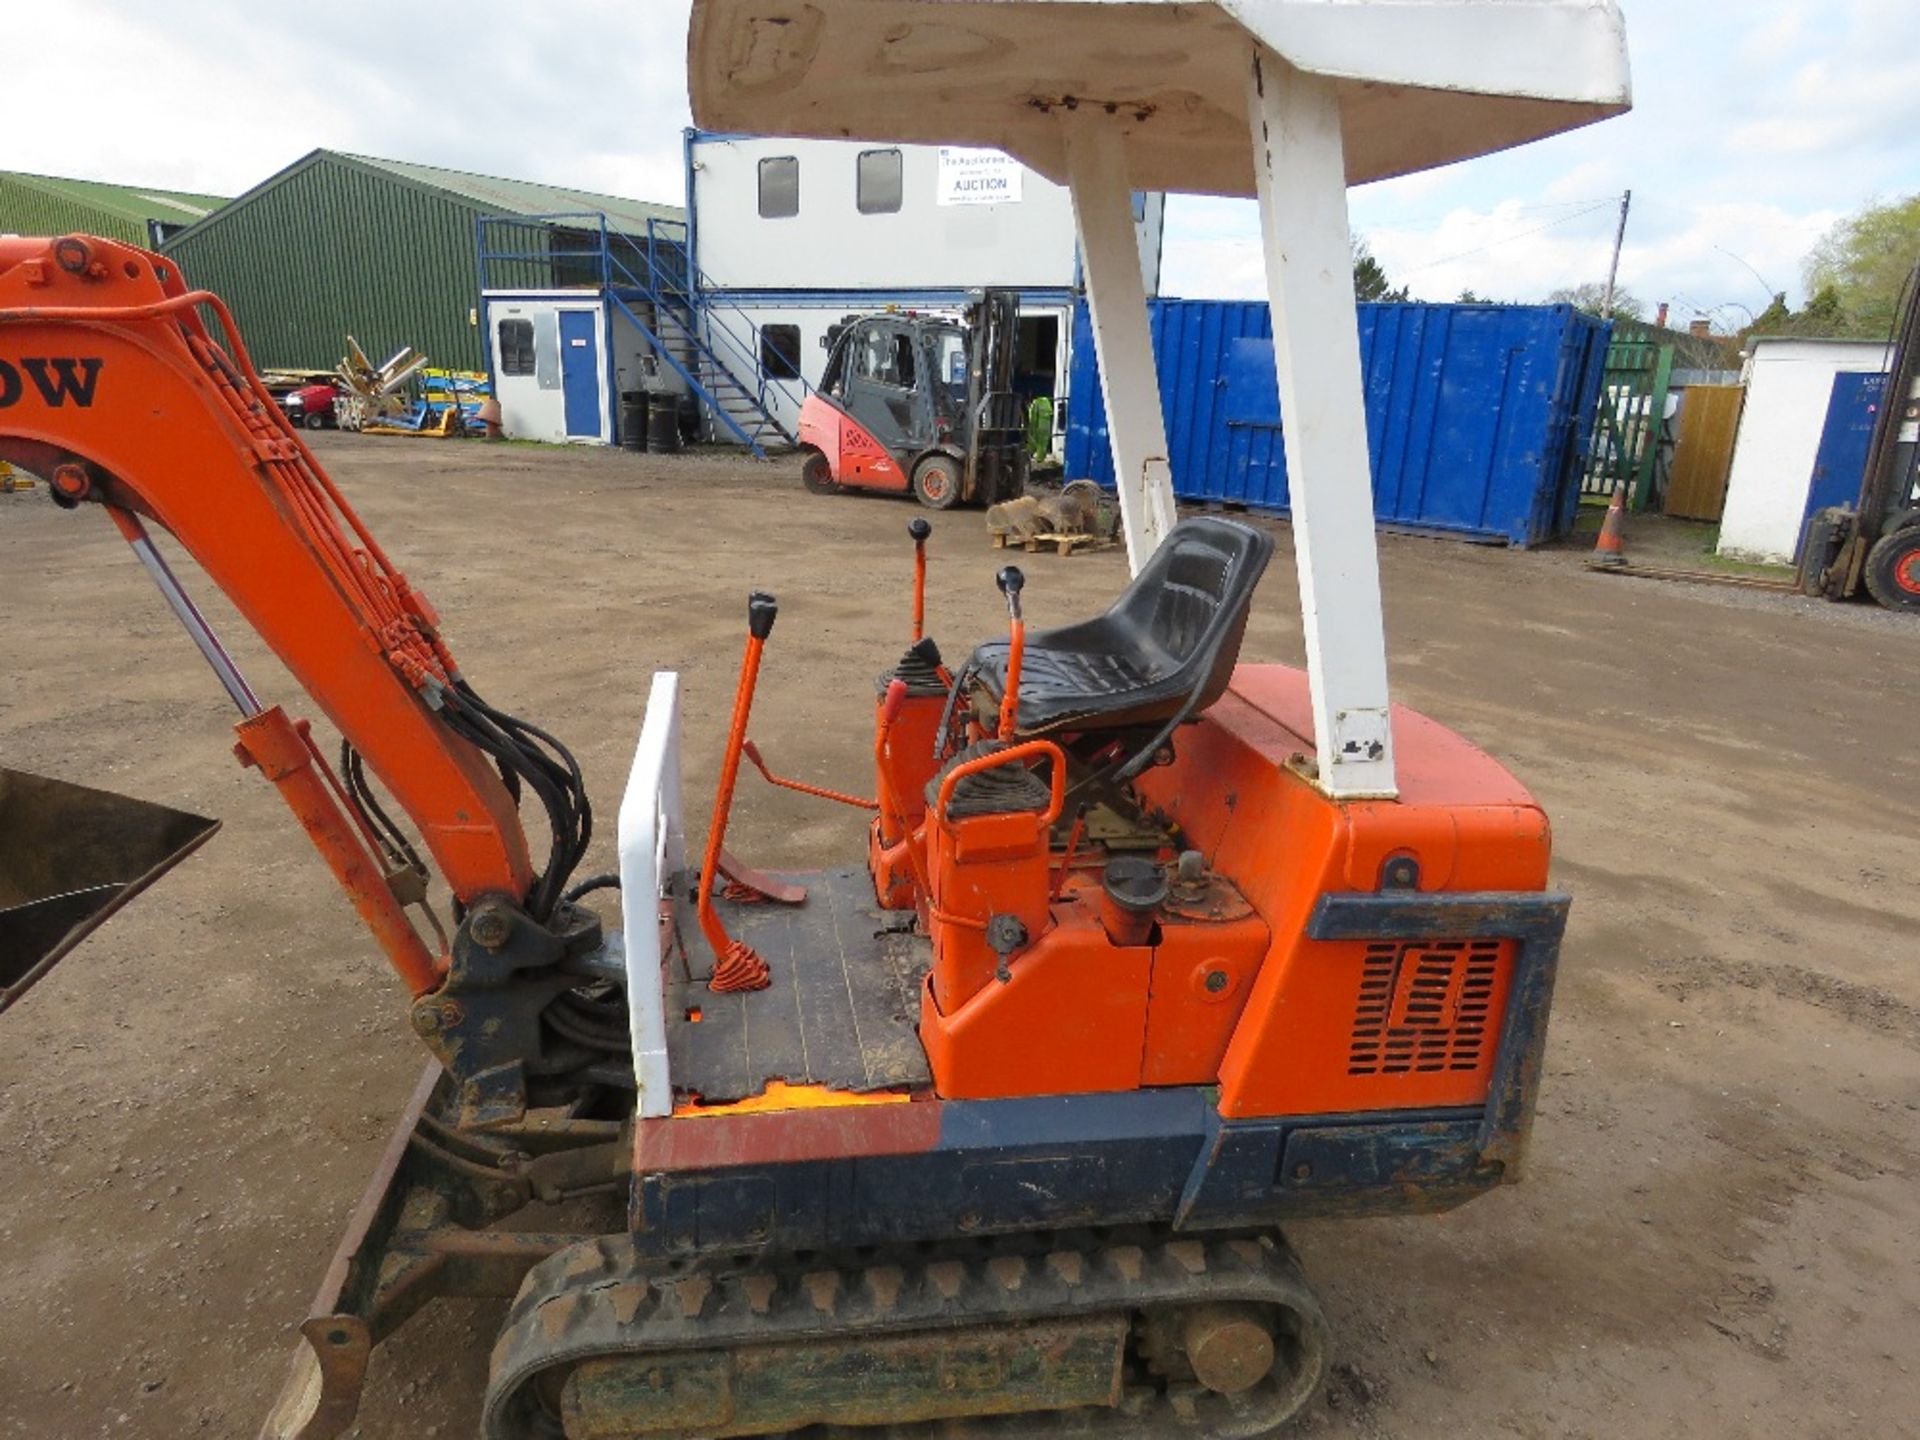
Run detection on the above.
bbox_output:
[0,3,1631,1437]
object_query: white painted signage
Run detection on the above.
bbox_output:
[937,147,1022,207]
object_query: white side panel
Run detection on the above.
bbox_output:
[1065,117,1178,574]
[1717,340,1894,564]
[692,134,1163,294]
[1248,47,1397,799]
[619,671,686,1120]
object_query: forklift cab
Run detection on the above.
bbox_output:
[820,316,954,458]
[798,290,1029,508]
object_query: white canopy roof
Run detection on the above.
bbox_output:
[688,0,1632,195]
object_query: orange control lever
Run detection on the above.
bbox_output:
[908,518,931,642]
[697,592,778,994]
[740,739,876,810]
[872,678,933,896]
[995,565,1026,741]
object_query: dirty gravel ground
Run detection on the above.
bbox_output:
[2,435,1916,1439]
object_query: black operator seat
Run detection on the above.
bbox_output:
[969,516,1274,740]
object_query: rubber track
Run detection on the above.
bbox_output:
[484,1227,1329,1440]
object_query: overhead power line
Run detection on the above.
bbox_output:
[1397,200,1616,276]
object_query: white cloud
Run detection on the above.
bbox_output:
[1162,0,1919,313]
[5,0,695,204]
[5,0,1914,324]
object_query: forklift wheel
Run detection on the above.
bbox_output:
[912,455,963,510]
[800,452,841,495]
[1863,528,1920,612]
[302,411,328,430]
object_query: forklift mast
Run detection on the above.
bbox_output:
[1802,261,1920,610]
[962,288,1029,501]
[1856,266,1920,542]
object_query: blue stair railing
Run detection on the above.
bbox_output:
[477,213,812,458]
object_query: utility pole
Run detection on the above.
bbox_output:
[1602,189,1632,318]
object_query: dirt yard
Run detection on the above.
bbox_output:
[2,435,1916,1439]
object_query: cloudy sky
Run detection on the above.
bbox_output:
[12,0,1917,325]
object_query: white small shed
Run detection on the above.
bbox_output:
[482,291,681,445]
[1717,337,1893,564]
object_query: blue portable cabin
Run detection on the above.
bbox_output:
[1063,299,1612,547]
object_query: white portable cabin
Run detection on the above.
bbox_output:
[482,291,689,445]
[1716,337,1895,565]
[686,131,1166,442]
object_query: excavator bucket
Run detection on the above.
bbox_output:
[0,766,219,1013]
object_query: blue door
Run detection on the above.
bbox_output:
[559,310,602,439]
[1799,371,1886,556]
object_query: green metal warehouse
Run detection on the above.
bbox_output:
[0,170,229,247]
[161,149,683,372]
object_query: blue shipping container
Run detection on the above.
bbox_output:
[1063,299,1612,547]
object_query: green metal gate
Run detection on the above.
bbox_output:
[1582,321,1674,508]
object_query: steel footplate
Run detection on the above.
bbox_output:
[484,1227,1329,1440]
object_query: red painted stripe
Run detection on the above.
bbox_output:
[635,1100,943,1172]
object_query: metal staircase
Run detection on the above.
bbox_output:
[477,213,810,459]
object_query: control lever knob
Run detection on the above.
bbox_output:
[747,590,778,640]
[996,565,1025,596]
[908,518,932,542]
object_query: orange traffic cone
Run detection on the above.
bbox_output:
[1589,483,1628,568]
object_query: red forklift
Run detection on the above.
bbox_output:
[797,288,1029,508]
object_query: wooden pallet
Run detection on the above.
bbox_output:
[990,530,1117,556]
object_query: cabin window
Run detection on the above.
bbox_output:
[758,156,800,218]
[498,318,535,376]
[857,149,903,214]
[761,324,802,380]
[853,326,916,389]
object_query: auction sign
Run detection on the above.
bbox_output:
[937,147,1023,206]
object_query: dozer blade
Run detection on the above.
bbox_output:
[0,766,219,1012]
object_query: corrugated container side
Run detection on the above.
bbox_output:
[165,157,493,372]
[1064,299,1611,547]
[0,176,145,246]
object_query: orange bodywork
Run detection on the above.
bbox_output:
[906,665,1550,1120]
[796,392,907,491]
[869,686,946,909]
[0,235,535,988]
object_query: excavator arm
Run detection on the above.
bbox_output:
[0,235,610,1117]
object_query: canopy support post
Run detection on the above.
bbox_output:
[1063,114,1178,575]
[1247,47,1398,800]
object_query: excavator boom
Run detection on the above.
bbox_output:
[0,233,611,1072]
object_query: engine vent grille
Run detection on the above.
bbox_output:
[1348,939,1502,1077]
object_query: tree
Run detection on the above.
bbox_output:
[1547,282,1646,321]
[1748,283,1863,340]
[1752,292,1793,331]
[1804,193,1920,337]
[1351,237,1409,303]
